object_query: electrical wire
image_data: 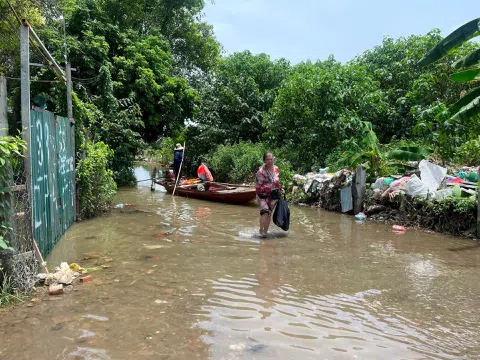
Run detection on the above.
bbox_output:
[0,9,53,68]
[5,0,21,24]
[5,76,60,83]
[6,0,102,84]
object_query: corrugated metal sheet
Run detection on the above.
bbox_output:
[340,186,353,213]
[31,110,75,256]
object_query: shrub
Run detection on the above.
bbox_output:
[456,137,480,166]
[0,135,25,250]
[207,142,294,191]
[208,142,266,183]
[326,139,361,172]
[275,158,294,194]
[76,142,117,220]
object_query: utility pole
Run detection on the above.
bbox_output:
[20,21,33,244]
[0,76,7,137]
[62,15,76,221]
[62,16,72,122]
[20,22,31,182]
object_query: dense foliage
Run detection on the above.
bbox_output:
[265,58,386,171]
[1,0,479,221]
[352,31,478,141]
[206,142,293,192]
[456,137,480,166]
[0,135,25,250]
[76,142,116,219]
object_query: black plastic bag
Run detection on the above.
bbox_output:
[273,195,290,231]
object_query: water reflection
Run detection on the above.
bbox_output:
[197,275,464,359]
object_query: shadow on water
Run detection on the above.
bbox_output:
[0,166,479,359]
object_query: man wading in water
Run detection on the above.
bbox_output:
[255,152,284,238]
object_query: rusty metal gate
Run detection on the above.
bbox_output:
[30,110,75,256]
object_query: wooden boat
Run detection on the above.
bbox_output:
[155,180,257,205]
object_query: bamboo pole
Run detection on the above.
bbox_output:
[172,142,185,196]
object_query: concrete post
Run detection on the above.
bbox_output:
[353,165,367,214]
[66,63,76,221]
[20,21,33,245]
[0,76,7,137]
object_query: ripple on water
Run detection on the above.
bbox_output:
[196,277,467,359]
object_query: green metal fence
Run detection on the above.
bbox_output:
[31,110,75,256]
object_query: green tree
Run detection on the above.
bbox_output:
[416,18,480,162]
[194,51,291,147]
[0,0,44,76]
[354,31,479,141]
[76,141,116,219]
[265,58,387,171]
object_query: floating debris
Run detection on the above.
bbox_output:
[78,329,96,339]
[82,314,109,322]
[69,347,111,360]
[143,244,164,250]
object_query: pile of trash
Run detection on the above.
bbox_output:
[370,160,478,205]
[37,262,91,296]
[364,161,478,236]
[293,168,354,211]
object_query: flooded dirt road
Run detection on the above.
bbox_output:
[1,167,479,359]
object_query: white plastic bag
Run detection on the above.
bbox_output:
[419,160,447,193]
[373,177,387,190]
[434,188,453,200]
[405,174,428,198]
[389,177,410,191]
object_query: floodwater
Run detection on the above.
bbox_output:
[1,166,479,360]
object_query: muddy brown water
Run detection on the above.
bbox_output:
[0,166,479,360]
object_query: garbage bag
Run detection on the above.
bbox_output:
[405,174,428,198]
[373,177,387,190]
[419,160,447,193]
[390,177,410,191]
[433,188,453,200]
[273,196,290,231]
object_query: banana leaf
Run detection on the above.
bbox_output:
[449,86,480,114]
[453,48,480,69]
[388,162,418,170]
[450,67,480,83]
[397,146,433,155]
[386,149,429,161]
[418,18,480,66]
[451,95,480,122]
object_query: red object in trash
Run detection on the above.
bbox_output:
[80,276,93,283]
[392,225,406,232]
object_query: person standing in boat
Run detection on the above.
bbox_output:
[172,143,184,180]
[255,152,284,238]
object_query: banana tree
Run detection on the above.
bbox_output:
[340,122,382,179]
[418,18,480,123]
[340,122,432,180]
